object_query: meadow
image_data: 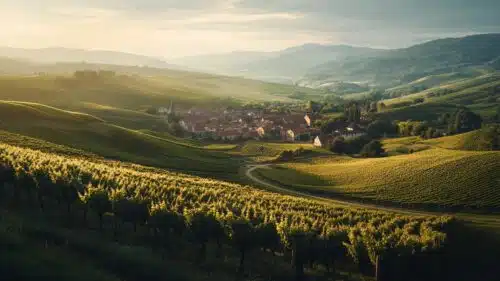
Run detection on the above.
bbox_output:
[235,141,332,162]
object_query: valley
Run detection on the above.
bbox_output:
[0,32,500,281]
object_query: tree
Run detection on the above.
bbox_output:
[113,197,149,233]
[149,205,185,253]
[277,223,310,281]
[360,140,385,157]
[451,108,482,134]
[0,163,15,206]
[330,137,346,154]
[256,222,281,255]
[411,121,429,137]
[59,178,81,215]
[13,168,37,209]
[229,219,256,274]
[494,105,500,123]
[82,187,111,230]
[34,171,56,211]
[289,231,310,281]
[320,229,348,277]
[413,97,425,104]
[186,211,222,262]
[344,103,361,123]
[344,135,373,154]
[343,229,372,277]
[366,120,397,137]
[377,102,387,112]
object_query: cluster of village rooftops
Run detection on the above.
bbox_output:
[156,105,366,147]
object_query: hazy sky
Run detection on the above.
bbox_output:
[1,0,499,58]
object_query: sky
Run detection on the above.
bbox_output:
[1,0,500,59]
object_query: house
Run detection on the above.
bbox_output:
[304,114,312,127]
[293,127,312,141]
[313,135,334,148]
[285,115,308,128]
[342,123,365,139]
[244,130,260,140]
[313,136,323,147]
[281,129,295,142]
[179,120,189,131]
[190,123,206,134]
[257,127,266,138]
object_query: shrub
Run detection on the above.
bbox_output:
[360,140,385,157]
[344,135,373,154]
[366,120,398,137]
[330,137,346,154]
[413,97,425,104]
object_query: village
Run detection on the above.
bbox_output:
[154,103,367,148]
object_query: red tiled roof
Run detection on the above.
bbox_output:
[292,127,310,135]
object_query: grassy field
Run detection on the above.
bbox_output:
[0,101,241,179]
[378,73,500,121]
[0,72,324,112]
[382,129,499,153]
[235,141,332,162]
[256,147,500,210]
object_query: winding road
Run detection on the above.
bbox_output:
[244,164,433,215]
[244,164,500,230]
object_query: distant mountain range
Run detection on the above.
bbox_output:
[1,33,499,89]
[0,47,181,70]
[171,44,382,83]
[300,33,500,87]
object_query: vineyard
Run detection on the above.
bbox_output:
[0,143,455,281]
[255,148,500,210]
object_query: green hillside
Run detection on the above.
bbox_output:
[421,126,499,151]
[304,33,500,86]
[255,147,500,210]
[0,65,324,108]
[377,73,500,121]
[0,101,239,178]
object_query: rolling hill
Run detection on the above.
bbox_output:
[0,47,180,69]
[254,134,500,210]
[0,65,325,108]
[0,101,240,178]
[378,73,500,121]
[302,33,500,87]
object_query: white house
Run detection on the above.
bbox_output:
[313,136,322,147]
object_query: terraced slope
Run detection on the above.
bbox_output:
[256,148,500,209]
[0,101,239,178]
